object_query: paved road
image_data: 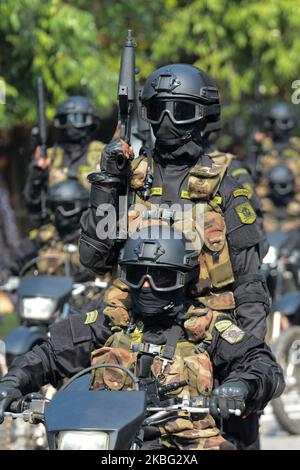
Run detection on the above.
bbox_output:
[261,403,300,450]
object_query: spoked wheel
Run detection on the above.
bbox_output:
[272,326,300,435]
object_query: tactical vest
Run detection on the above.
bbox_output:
[130,151,235,291]
[256,138,300,232]
[103,151,238,327]
[90,302,239,450]
[47,141,105,190]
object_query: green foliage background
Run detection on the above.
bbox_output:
[0,0,299,128]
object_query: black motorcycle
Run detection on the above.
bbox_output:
[1,254,106,449]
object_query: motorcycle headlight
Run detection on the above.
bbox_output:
[21,297,57,320]
[57,431,109,450]
[263,246,277,266]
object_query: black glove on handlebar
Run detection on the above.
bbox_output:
[0,379,22,424]
[210,379,251,420]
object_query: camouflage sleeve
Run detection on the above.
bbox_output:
[209,325,285,412]
[4,311,111,393]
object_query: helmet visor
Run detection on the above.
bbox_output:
[54,113,93,128]
[121,265,184,291]
[141,99,203,125]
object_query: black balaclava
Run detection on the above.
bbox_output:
[131,286,185,324]
[59,121,93,144]
[152,114,206,166]
[54,211,82,240]
[57,124,94,165]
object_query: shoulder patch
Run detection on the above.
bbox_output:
[84,310,98,324]
[219,323,245,344]
[233,188,249,198]
[236,203,256,224]
[214,319,232,333]
[150,187,163,196]
[231,168,248,178]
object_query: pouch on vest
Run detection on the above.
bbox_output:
[90,346,137,391]
[203,211,234,289]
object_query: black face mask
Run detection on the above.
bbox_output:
[59,123,92,143]
[152,115,205,165]
[54,211,81,238]
[131,286,185,321]
[152,114,200,146]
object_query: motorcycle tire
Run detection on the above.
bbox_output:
[272,325,300,435]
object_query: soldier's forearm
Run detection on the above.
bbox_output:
[79,178,119,274]
[5,341,55,393]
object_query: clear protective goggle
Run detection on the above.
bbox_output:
[141,99,204,125]
[54,113,93,129]
[119,264,187,292]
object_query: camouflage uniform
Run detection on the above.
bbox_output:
[24,141,105,220]
[3,293,284,450]
[5,223,84,280]
[81,150,269,340]
[255,136,300,232]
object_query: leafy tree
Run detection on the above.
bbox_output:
[1,0,300,128]
[0,0,169,127]
[151,0,300,119]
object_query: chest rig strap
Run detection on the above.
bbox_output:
[131,324,183,378]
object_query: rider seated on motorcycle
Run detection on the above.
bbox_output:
[0,178,90,283]
[0,225,284,450]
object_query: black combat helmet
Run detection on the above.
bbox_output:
[268,164,295,202]
[47,179,89,233]
[265,102,296,138]
[119,225,199,292]
[54,96,100,142]
[140,64,221,136]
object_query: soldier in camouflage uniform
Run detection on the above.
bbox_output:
[80,64,269,341]
[79,64,272,449]
[0,225,284,450]
[1,179,90,282]
[250,102,300,232]
[24,96,105,221]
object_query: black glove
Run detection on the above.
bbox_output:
[100,139,131,177]
[0,379,22,424]
[210,380,251,420]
